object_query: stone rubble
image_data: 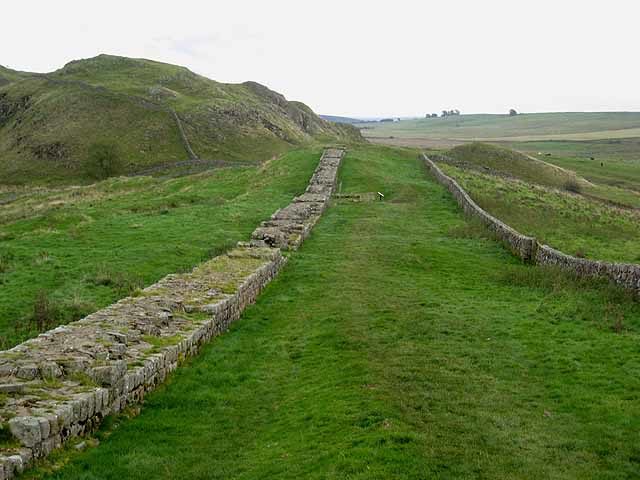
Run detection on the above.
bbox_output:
[0,148,344,479]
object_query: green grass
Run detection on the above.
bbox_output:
[0,147,324,348]
[27,145,640,479]
[439,163,640,263]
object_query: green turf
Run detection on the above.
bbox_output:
[0,147,324,348]
[27,145,640,479]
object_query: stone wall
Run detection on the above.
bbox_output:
[422,154,537,262]
[423,154,640,296]
[536,245,640,294]
[0,148,344,479]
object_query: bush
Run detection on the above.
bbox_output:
[86,142,123,179]
[563,179,582,194]
[32,290,60,332]
[0,250,13,273]
[88,264,144,295]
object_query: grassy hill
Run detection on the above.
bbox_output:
[441,142,585,190]
[0,55,360,184]
[430,143,640,261]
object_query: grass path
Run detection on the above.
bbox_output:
[32,146,640,479]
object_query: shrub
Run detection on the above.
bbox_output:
[563,179,582,194]
[88,265,144,295]
[86,142,123,179]
[32,290,60,332]
[0,250,13,273]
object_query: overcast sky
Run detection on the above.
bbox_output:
[2,0,638,117]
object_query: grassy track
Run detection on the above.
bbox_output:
[28,145,640,479]
[0,148,322,347]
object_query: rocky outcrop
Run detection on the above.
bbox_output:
[423,154,640,296]
[0,148,344,479]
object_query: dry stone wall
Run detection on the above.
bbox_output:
[422,154,640,296]
[422,154,537,262]
[0,148,344,479]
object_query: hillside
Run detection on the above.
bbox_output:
[440,142,587,190]
[0,55,361,184]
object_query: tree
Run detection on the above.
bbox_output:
[509,108,518,116]
[441,109,461,117]
[86,142,123,179]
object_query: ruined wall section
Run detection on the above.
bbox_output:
[0,148,344,479]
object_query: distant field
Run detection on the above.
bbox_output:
[358,113,640,146]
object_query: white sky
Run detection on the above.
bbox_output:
[2,0,639,117]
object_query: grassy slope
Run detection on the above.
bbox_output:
[358,112,640,141]
[440,164,640,263]
[0,147,322,347]
[0,55,360,184]
[502,138,640,192]
[444,142,582,189]
[29,145,640,479]
[442,142,640,209]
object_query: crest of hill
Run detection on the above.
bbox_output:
[0,65,33,86]
[0,54,361,184]
[444,142,589,189]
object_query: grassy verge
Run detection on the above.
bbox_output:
[439,163,640,263]
[0,147,323,347]
[28,145,640,479]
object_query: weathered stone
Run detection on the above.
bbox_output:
[15,365,38,381]
[0,384,25,394]
[91,362,126,386]
[38,361,63,379]
[5,456,23,475]
[9,417,42,448]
